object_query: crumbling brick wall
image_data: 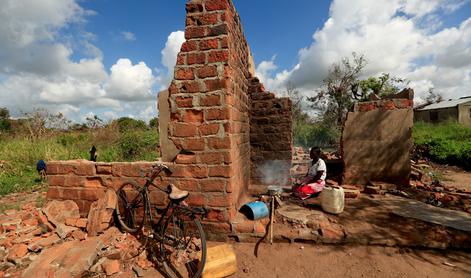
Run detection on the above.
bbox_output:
[158,0,257,235]
[341,93,414,186]
[47,0,293,239]
[249,78,292,193]
[46,161,161,217]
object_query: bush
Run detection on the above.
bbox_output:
[118,130,158,160]
[114,117,148,132]
[294,121,340,148]
[413,121,471,169]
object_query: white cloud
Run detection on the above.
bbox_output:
[105,59,155,101]
[256,0,471,103]
[121,31,136,41]
[0,0,181,122]
[161,31,185,72]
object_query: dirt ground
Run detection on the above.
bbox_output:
[232,242,471,278]
[436,164,471,192]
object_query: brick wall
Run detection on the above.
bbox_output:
[249,78,292,193]
[47,0,293,239]
[341,93,414,185]
[159,0,255,235]
[46,160,161,217]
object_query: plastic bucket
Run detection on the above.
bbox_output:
[240,201,269,220]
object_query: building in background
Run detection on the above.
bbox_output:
[414,96,471,126]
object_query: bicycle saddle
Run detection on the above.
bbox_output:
[169,184,189,200]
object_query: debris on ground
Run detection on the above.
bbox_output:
[0,193,159,278]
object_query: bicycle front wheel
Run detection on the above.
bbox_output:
[160,211,206,278]
[114,181,147,233]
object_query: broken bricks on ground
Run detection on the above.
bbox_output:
[0,189,157,278]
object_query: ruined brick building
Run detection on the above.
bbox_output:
[45,0,413,239]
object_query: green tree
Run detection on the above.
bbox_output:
[149,117,159,129]
[424,88,443,104]
[358,73,407,99]
[114,117,147,132]
[308,52,367,128]
[0,107,11,132]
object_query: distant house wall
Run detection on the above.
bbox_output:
[415,107,458,123]
[458,103,471,126]
[415,100,471,126]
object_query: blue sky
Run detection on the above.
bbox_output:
[0,0,470,122]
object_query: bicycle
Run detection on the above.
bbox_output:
[114,164,207,278]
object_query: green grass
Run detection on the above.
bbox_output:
[0,127,159,196]
[413,121,471,169]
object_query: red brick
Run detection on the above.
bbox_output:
[47,175,65,187]
[358,102,377,112]
[254,222,266,234]
[173,123,198,137]
[199,38,219,50]
[208,24,228,36]
[225,179,234,193]
[176,53,186,65]
[183,109,204,123]
[205,78,227,91]
[176,96,193,108]
[206,194,232,207]
[46,187,62,200]
[187,53,206,65]
[182,138,206,151]
[180,41,197,52]
[206,108,229,121]
[382,100,396,110]
[169,82,178,94]
[185,26,206,39]
[205,0,228,11]
[203,222,231,234]
[96,165,112,175]
[83,178,103,189]
[185,2,204,13]
[208,137,231,149]
[199,123,220,136]
[175,68,195,80]
[80,188,105,201]
[74,163,95,176]
[76,218,88,228]
[221,37,228,48]
[172,165,208,179]
[200,179,225,192]
[200,94,221,106]
[180,81,201,93]
[174,179,199,191]
[62,188,80,200]
[206,209,226,222]
[234,221,254,233]
[64,176,84,187]
[149,191,167,207]
[186,193,205,206]
[208,50,229,63]
[196,66,218,79]
[208,166,232,178]
[46,163,74,175]
[175,154,197,164]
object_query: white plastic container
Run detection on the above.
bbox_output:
[320,186,345,214]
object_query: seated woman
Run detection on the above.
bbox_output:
[293,147,326,200]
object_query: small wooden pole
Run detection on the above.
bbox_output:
[269,196,274,244]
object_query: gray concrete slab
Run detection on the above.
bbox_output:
[377,195,471,232]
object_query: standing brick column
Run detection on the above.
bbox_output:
[160,0,254,235]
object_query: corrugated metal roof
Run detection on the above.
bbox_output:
[417,97,471,111]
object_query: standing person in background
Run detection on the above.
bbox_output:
[293,147,327,200]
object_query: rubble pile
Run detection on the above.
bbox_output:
[0,189,159,278]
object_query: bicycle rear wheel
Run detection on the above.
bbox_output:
[114,181,147,233]
[160,209,206,278]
